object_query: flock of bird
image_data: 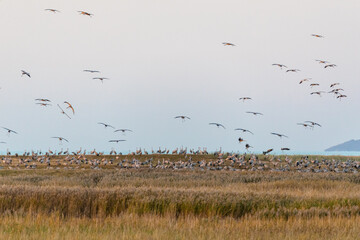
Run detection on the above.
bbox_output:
[0,7,349,156]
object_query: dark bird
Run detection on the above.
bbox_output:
[311,34,324,38]
[286,69,300,73]
[299,78,311,84]
[315,60,329,64]
[175,116,191,121]
[271,132,288,138]
[272,63,287,69]
[330,83,340,88]
[310,91,325,96]
[246,111,263,116]
[114,129,133,133]
[64,101,75,115]
[305,121,321,127]
[45,9,60,13]
[209,123,225,129]
[21,70,31,78]
[35,98,51,102]
[2,127,18,135]
[83,70,100,73]
[238,137,245,143]
[239,97,252,102]
[263,149,273,155]
[234,128,253,134]
[324,64,337,69]
[93,77,109,83]
[57,104,71,119]
[222,42,235,46]
[310,83,320,87]
[98,122,115,129]
[245,144,252,150]
[109,140,126,143]
[281,148,290,151]
[297,123,314,129]
[337,94,347,99]
[36,103,52,107]
[52,137,69,143]
[78,11,93,17]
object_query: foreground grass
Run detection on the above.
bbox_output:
[0,168,360,239]
[0,214,360,240]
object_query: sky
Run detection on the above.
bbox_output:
[0,0,359,154]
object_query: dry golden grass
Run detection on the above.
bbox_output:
[0,165,359,239]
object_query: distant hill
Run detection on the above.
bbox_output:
[325,139,360,152]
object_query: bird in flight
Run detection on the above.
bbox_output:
[324,64,337,69]
[175,116,191,121]
[238,137,245,143]
[52,137,69,144]
[305,121,321,127]
[83,70,100,73]
[245,144,252,150]
[57,104,71,119]
[93,77,109,83]
[239,97,252,102]
[2,127,18,136]
[45,9,60,13]
[315,60,329,64]
[297,123,314,129]
[286,69,300,73]
[78,11,93,17]
[109,140,126,143]
[263,149,273,155]
[299,78,311,84]
[272,64,287,69]
[310,83,320,88]
[114,129,133,133]
[35,98,51,102]
[222,42,235,46]
[330,83,340,88]
[0,141,6,144]
[98,122,115,129]
[64,101,75,115]
[337,94,347,99]
[234,128,253,135]
[209,123,225,129]
[36,103,52,107]
[246,111,263,116]
[281,148,290,151]
[21,70,31,78]
[271,132,288,138]
[311,34,324,38]
[310,91,325,96]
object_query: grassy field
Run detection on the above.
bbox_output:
[0,154,359,239]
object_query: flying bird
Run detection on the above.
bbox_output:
[272,64,287,69]
[109,140,126,143]
[114,129,133,133]
[93,77,109,83]
[57,104,71,119]
[337,94,347,99]
[209,123,225,129]
[36,103,52,107]
[311,34,324,38]
[271,132,288,138]
[2,127,18,135]
[238,137,245,143]
[281,148,290,151]
[52,137,69,144]
[83,70,100,73]
[234,128,253,135]
[310,83,320,87]
[78,11,93,17]
[35,98,51,102]
[222,42,235,46]
[175,116,191,121]
[245,144,252,150]
[64,101,75,115]
[324,64,337,69]
[286,69,300,73]
[263,149,273,155]
[330,83,340,88]
[297,123,314,129]
[98,122,115,129]
[299,78,311,84]
[310,91,325,96]
[21,70,31,78]
[239,97,252,102]
[246,111,263,116]
[315,60,329,64]
[305,121,321,127]
[45,9,60,13]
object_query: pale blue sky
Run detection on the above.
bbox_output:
[0,0,359,153]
